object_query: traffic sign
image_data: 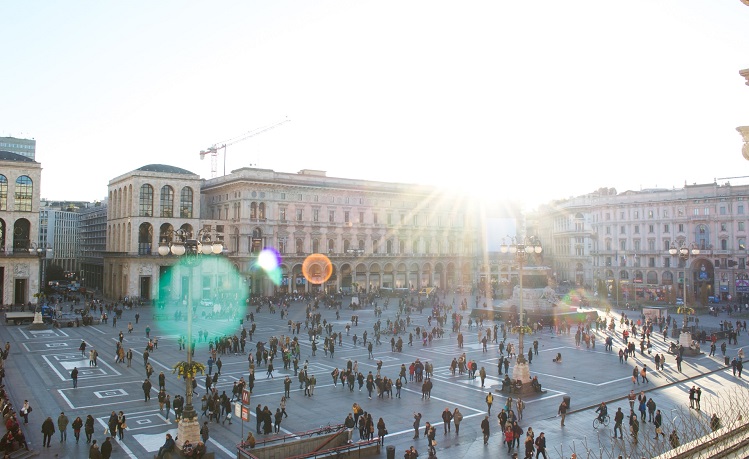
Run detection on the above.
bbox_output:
[241,406,250,421]
[242,388,251,405]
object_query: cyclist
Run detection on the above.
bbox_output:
[595,402,608,423]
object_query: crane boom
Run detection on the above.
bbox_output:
[200,117,290,177]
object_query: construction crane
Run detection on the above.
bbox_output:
[200,117,291,178]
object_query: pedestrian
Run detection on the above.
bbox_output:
[481,415,490,445]
[71,367,79,388]
[143,378,152,401]
[58,411,69,443]
[101,437,113,459]
[695,386,702,410]
[654,409,665,440]
[165,395,172,421]
[117,411,126,440]
[89,440,102,459]
[72,416,83,444]
[558,399,568,427]
[413,412,422,439]
[613,407,624,439]
[20,400,32,424]
[517,398,525,420]
[41,416,55,447]
[85,414,95,443]
[441,407,453,433]
[534,432,548,459]
[377,417,387,445]
[486,392,494,415]
[200,421,210,443]
[453,408,463,435]
[640,364,649,384]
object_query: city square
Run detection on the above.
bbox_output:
[2,290,748,458]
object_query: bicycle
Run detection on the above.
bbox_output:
[593,414,610,429]
[316,423,335,435]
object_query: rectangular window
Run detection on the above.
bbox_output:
[605,213,611,221]
[387,213,393,225]
[280,193,286,200]
[648,240,655,251]
[279,208,286,222]
[373,213,378,224]
[296,209,303,221]
[620,211,625,219]
[649,257,655,268]
[664,257,670,268]
[634,211,639,219]
[678,223,684,232]
[313,209,319,222]
[413,215,418,226]
[620,226,626,234]
[740,222,745,231]
[359,212,364,223]
[634,225,640,234]
[606,226,611,235]
[664,224,669,232]
[705,207,710,215]
[620,240,626,250]
[329,210,335,223]
[694,208,700,216]
[741,258,746,270]
[634,240,641,251]
[739,205,745,214]
[649,225,654,233]
[720,206,727,215]
[648,210,654,218]
[344,211,350,223]
[314,195,318,202]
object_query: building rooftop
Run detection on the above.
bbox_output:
[0,150,37,163]
[136,164,195,175]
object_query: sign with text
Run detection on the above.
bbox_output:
[241,406,250,422]
[242,389,251,405]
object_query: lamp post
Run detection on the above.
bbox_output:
[500,236,542,385]
[669,242,700,348]
[159,229,223,449]
[30,244,51,328]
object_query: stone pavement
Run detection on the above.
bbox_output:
[1,295,747,459]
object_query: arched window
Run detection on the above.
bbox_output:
[250,202,257,219]
[296,238,304,254]
[160,186,174,218]
[359,239,365,251]
[620,271,629,280]
[138,223,153,255]
[328,238,335,253]
[180,187,193,218]
[386,240,393,254]
[312,238,320,253]
[139,184,154,217]
[646,271,658,284]
[0,218,5,252]
[0,175,7,210]
[343,239,351,253]
[14,176,32,211]
[258,203,266,220]
[12,218,30,252]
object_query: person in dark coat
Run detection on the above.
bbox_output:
[41,416,55,447]
[89,439,102,459]
[101,437,113,459]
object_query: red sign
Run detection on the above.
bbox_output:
[242,389,251,406]
[241,406,250,422]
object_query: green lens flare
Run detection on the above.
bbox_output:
[155,256,248,347]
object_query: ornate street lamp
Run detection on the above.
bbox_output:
[500,236,542,386]
[668,242,700,350]
[158,229,223,449]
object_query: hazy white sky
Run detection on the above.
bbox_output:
[1,1,748,208]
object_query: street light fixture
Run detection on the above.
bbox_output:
[668,242,700,350]
[158,228,223,449]
[500,236,542,386]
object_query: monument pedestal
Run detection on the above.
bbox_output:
[175,417,201,450]
[29,312,47,330]
[678,331,702,357]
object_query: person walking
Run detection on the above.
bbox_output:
[20,400,32,424]
[117,411,126,440]
[85,414,95,443]
[41,416,55,447]
[58,411,69,443]
[486,392,494,415]
[453,408,463,435]
[654,409,665,440]
[558,399,568,427]
[72,416,83,444]
[101,437,113,459]
[613,407,624,439]
[413,412,422,439]
[377,417,387,445]
[534,432,548,459]
[71,367,79,388]
[441,407,453,433]
[481,415,490,445]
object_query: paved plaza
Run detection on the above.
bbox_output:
[2,294,748,458]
